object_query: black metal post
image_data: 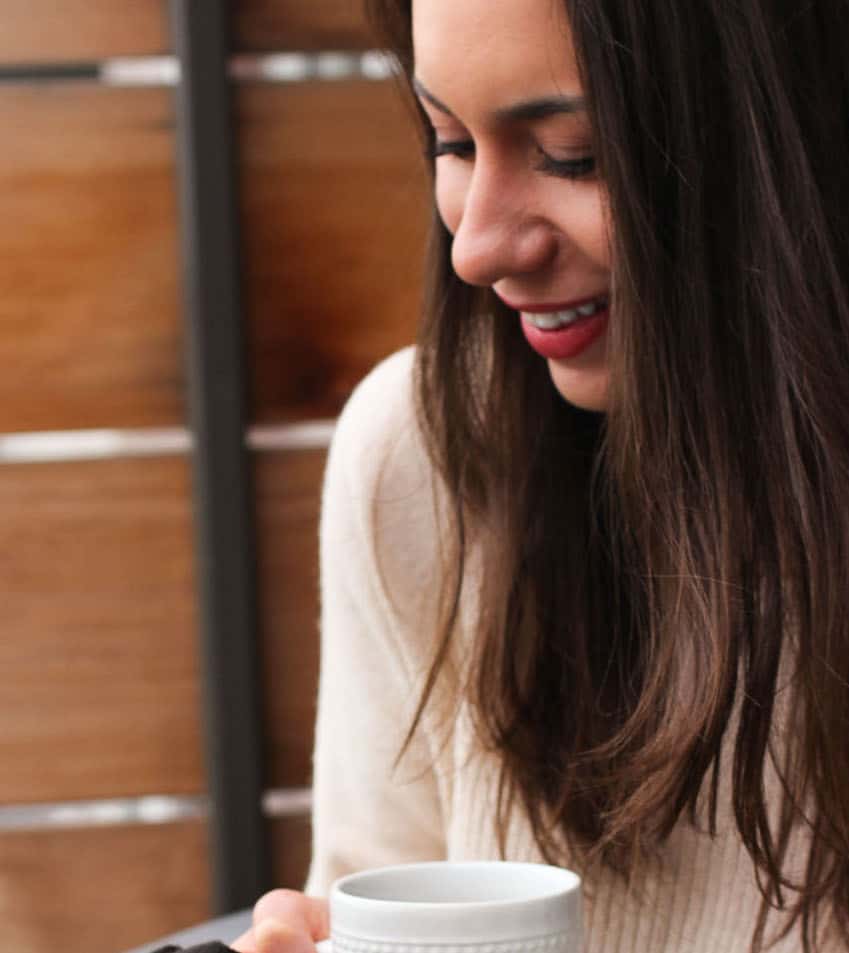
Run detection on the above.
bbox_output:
[169,0,270,912]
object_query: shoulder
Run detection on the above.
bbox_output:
[326,346,419,487]
[323,347,427,526]
[321,347,446,633]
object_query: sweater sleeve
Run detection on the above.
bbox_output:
[303,349,448,895]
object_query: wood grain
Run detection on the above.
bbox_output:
[0,84,184,432]
[271,814,314,889]
[0,456,204,803]
[0,814,313,953]
[0,821,210,953]
[233,0,375,52]
[255,449,326,789]
[0,448,330,802]
[0,0,374,62]
[239,80,429,423]
[0,2,170,64]
[1,80,427,431]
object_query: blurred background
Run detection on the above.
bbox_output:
[0,2,427,951]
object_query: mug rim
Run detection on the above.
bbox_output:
[328,860,583,945]
[333,861,581,908]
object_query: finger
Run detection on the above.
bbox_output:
[252,891,330,940]
[254,919,317,953]
[230,926,256,953]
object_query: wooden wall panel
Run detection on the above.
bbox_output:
[0,457,204,803]
[0,821,209,953]
[256,449,325,789]
[239,80,428,423]
[0,85,184,433]
[271,814,314,889]
[0,816,314,953]
[233,0,375,53]
[0,2,170,65]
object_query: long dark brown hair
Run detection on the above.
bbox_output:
[368,1,849,949]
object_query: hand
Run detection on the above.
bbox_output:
[231,889,329,953]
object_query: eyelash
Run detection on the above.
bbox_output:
[428,139,596,180]
[430,139,475,160]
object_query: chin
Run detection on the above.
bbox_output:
[548,361,609,412]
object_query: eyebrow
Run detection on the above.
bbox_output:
[412,77,586,123]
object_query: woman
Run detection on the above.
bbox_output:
[236,0,849,950]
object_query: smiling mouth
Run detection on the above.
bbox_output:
[521,296,609,330]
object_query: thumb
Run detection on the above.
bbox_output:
[253,918,318,953]
[252,891,329,940]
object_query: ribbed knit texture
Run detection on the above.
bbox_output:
[304,348,833,952]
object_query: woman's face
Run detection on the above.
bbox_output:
[412,0,612,412]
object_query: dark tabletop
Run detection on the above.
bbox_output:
[122,909,253,953]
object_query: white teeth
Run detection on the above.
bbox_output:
[530,313,569,330]
[523,297,607,330]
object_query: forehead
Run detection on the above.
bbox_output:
[411,0,582,105]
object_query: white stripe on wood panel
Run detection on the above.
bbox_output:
[261,788,313,817]
[247,420,335,452]
[0,423,335,464]
[0,788,312,831]
[0,427,193,463]
[99,51,397,88]
[99,55,180,87]
[0,795,207,831]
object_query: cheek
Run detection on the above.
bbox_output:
[434,171,466,237]
[558,189,611,268]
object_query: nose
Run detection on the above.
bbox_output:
[450,158,558,288]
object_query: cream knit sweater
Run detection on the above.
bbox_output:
[304,348,831,952]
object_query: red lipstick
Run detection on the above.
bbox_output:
[499,294,610,361]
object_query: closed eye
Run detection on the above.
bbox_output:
[535,151,597,180]
[427,138,597,181]
[428,138,475,160]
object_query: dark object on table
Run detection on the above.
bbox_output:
[150,943,235,953]
[122,909,252,953]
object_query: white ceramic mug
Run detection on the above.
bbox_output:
[315,861,582,953]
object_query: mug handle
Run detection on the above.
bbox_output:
[316,939,333,953]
